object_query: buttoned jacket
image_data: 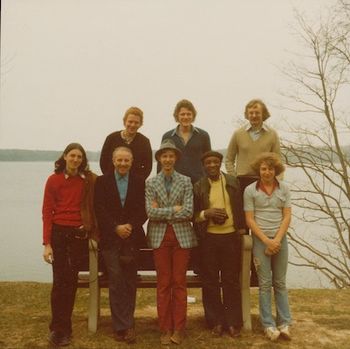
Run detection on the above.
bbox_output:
[94,172,147,248]
[193,172,245,239]
[145,171,197,249]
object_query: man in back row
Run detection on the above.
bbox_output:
[225,99,281,189]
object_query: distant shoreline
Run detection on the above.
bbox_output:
[1,147,349,163]
[0,149,101,162]
[0,148,222,162]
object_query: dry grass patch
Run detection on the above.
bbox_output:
[0,283,349,349]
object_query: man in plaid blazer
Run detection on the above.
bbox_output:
[145,139,197,345]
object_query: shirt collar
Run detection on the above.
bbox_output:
[244,122,269,132]
[115,171,129,181]
[160,170,175,180]
[171,125,199,136]
[208,172,223,185]
[256,178,280,193]
[64,171,85,179]
[164,175,173,183]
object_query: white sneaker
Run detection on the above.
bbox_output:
[264,327,280,341]
[278,325,291,340]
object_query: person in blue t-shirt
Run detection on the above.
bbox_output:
[244,152,292,342]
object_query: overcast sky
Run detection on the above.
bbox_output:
[0,0,341,152]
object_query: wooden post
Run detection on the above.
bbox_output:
[241,234,253,331]
[88,239,100,333]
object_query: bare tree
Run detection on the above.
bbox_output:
[281,0,350,288]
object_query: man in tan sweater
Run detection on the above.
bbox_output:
[225,99,281,179]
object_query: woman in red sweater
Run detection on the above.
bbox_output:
[42,143,98,347]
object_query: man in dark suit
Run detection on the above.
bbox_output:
[94,146,147,344]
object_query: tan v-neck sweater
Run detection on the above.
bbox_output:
[225,126,281,176]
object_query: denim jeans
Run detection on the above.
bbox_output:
[101,242,138,333]
[252,235,292,329]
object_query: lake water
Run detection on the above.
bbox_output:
[0,161,331,288]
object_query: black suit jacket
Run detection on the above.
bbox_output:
[94,172,147,248]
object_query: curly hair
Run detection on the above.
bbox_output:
[173,99,197,122]
[244,99,271,121]
[54,143,89,174]
[251,152,285,177]
[123,106,144,125]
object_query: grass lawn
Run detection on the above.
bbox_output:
[0,282,349,349]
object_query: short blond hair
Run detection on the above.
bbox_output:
[123,106,144,125]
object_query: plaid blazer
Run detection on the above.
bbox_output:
[145,171,197,249]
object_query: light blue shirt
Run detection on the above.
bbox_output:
[243,179,291,237]
[164,175,173,195]
[115,171,129,207]
[244,123,269,141]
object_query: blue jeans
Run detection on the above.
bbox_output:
[101,242,137,332]
[252,235,292,328]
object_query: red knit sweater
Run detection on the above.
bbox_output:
[42,172,84,245]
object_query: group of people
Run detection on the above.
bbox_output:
[42,98,292,346]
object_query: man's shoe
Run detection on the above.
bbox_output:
[58,335,71,346]
[264,327,280,341]
[124,328,136,344]
[114,330,125,342]
[160,331,172,345]
[170,330,185,345]
[48,331,71,346]
[48,331,62,346]
[228,326,241,338]
[278,325,291,340]
[211,324,223,337]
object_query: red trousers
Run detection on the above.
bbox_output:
[153,225,190,331]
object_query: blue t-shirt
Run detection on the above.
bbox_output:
[243,180,291,237]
